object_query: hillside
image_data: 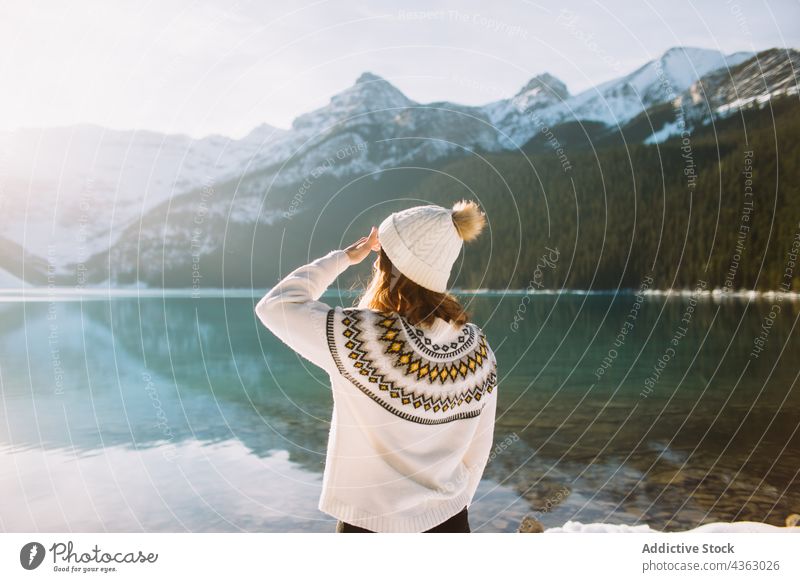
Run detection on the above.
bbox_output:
[1,48,797,291]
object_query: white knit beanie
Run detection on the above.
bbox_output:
[378,200,486,293]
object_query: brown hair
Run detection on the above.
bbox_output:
[355,199,486,328]
[355,248,470,327]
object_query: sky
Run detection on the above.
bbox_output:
[0,0,797,139]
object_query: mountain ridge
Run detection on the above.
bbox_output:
[0,46,797,286]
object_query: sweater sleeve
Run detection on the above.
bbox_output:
[255,249,352,374]
[462,350,498,508]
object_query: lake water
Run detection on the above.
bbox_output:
[1,291,798,532]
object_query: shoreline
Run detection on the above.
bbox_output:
[1,286,798,301]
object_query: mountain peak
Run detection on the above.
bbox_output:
[291,71,411,132]
[605,46,755,108]
[355,71,385,85]
[514,73,570,101]
[240,122,286,144]
[342,71,410,107]
[661,46,710,56]
[350,72,408,100]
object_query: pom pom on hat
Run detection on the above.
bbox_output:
[451,199,486,242]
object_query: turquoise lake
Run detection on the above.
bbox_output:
[1,292,798,532]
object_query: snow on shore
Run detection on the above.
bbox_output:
[545,521,800,533]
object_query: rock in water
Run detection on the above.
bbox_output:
[518,515,544,533]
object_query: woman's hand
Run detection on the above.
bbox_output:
[344,226,381,264]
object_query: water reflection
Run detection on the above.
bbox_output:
[1,293,798,531]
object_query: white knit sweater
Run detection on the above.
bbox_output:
[255,249,498,533]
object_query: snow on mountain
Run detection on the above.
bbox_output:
[1,47,794,285]
[253,71,502,187]
[0,124,285,273]
[0,265,27,289]
[292,72,414,133]
[565,47,753,124]
[240,122,289,146]
[691,48,799,116]
[0,71,506,281]
[643,48,799,144]
[489,47,754,146]
[484,73,571,144]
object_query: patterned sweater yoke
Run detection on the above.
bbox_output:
[326,307,497,424]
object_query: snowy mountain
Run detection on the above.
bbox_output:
[489,47,753,146]
[292,72,413,132]
[0,123,286,274]
[249,71,502,186]
[484,72,571,140]
[643,48,800,144]
[687,48,799,116]
[583,46,753,118]
[1,46,796,287]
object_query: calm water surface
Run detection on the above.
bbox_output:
[1,292,798,532]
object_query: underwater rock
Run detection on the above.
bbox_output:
[518,515,545,533]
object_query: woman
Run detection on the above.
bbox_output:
[255,200,498,533]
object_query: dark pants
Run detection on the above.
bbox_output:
[335,506,470,533]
